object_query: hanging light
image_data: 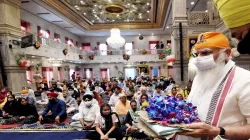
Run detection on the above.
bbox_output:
[106,28,125,49]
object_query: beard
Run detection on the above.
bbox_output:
[195,52,227,90]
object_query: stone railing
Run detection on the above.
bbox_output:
[187,12,211,25]
[82,49,168,56]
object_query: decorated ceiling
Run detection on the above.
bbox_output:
[65,0,152,24]
[41,0,169,30]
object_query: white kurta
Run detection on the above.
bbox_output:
[177,60,250,140]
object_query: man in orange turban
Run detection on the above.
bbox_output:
[177,32,250,140]
[213,0,250,54]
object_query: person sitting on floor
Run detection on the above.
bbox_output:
[0,89,8,116]
[0,94,19,124]
[133,86,147,102]
[70,94,100,131]
[114,93,130,116]
[36,87,49,106]
[62,89,78,114]
[21,88,36,105]
[94,82,104,94]
[120,100,148,139]
[39,91,67,124]
[153,85,165,97]
[100,87,111,104]
[126,84,135,101]
[17,97,39,124]
[146,82,154,98]
[68,86,80,101]
[139,94,150,111]
[86,104,123,140]
[108,87,121,107]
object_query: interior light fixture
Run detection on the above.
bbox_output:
[191,2,195,5]
[106,28,125,49]
[167,26,169,28]
[205,10,208,12]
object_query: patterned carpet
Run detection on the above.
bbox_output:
[0,118,75,131]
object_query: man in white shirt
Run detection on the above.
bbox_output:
[108,87,121,107]
[70,94,100,131]
[153,85,165,97]
[178,32,250,140]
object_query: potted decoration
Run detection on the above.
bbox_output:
[123,54,130,61]
[34,41,41,49]
[107,51,113,55]
[159,53,166,60]
[141,49,148,55]
[63,49,68,55]
[79,54,83,59]
[89,55,94,60]
[17,59,31,67]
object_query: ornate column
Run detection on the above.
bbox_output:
[171,0,189,85]
[53,66,59,81]
[0,0,26,92]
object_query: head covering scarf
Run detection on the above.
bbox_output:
[194,32,230,50]
[214,0,250,28]
[129,100,140,122]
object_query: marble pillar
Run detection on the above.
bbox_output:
[171,0,189,85]
[0,0,27,92]
[53,66,59,81]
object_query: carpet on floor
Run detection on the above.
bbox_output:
[0,118,75,131]
[0,131,89,140]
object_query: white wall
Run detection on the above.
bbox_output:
[81,35,171,50]
[20,9,80,43]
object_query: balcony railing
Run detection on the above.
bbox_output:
[187,12,213,25]
[82,49,168,56]
[21,32,170,58]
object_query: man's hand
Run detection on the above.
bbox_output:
[126,126,132,132]
[85,124,92,129]
[55,116,60,123]
[3,112,8,117]
[178,122,220,138]
[19,116,25,119]
[39,115,43,121]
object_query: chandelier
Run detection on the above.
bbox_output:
[106,28,125,49]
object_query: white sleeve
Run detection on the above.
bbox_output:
[108,96,113,105]
[78,107,84,119]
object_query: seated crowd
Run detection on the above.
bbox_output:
[0,75,192,140]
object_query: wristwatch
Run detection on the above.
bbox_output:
[219,127,225,138]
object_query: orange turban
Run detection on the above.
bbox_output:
[194,32,230,50]
[21,89,28,94]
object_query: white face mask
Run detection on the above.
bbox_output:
[193,54,217,71]
[69,91,74,95]
[147,87,152,91]
[85,100,92,107]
